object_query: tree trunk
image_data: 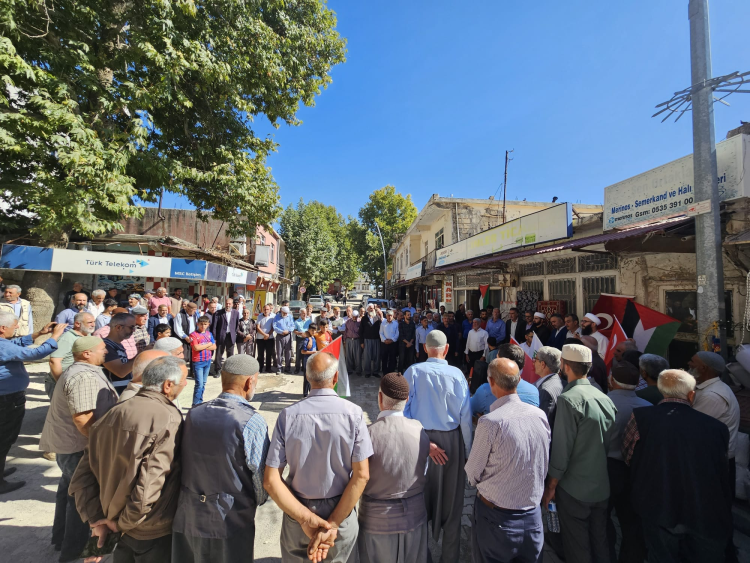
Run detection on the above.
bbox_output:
[23,235,69,341]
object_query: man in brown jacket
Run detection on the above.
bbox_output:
[70,355,188,562]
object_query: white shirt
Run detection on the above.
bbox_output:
[520,341,535,357]
[510,320,518,338]
[225,310,232,334]
[87,301,104,318]
[591,331,609,359]
[377,409,405,421]
[157,315,170,325]
[465,327,489,354]
[693,377,740,458]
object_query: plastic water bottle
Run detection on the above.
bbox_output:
[546,501,561,533]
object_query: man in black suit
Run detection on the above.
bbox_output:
[625,369,732,562]
[504,307,526,344]
[147,304,174,340]
[211,297,240,375]
[546,313,568,350]
[532,312,550,345]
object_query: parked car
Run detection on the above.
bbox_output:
[366,298,390,310]
[348,292,359,300]
[288,300,306,319]
[323,294,333,303]
[360,294,372,307]
[307,295,326,310]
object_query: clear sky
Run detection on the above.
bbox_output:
[159,0,750,219]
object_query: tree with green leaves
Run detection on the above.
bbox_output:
[279,199,359,297]
[0,0,346,320]
[355,185,418,294]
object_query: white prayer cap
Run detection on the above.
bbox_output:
[584,313,601,326]
[387,310,394,315]
[534,312,546,319]
[561,344,592,363]
[281,306,290,313]
[352,311,360,317]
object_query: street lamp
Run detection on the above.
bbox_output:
[374,222,387,298]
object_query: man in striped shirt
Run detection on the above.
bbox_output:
[465,357,551,563]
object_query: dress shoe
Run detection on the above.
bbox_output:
[3,467,16,478]
[0,479,25,494]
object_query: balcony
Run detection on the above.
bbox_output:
[410,249,437,273]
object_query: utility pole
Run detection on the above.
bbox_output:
[689,0,726,355]
[374,222,388,298]
[502,149,513,224]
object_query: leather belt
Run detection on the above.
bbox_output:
[479,493,509,511]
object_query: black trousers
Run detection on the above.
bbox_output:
[399,342,416,372]
[213,334,236,372]
[115,533,172,563]
[606,458,646,563]
[467,350,483,372]
[381,342,397,373]
[557,485,609,563]
[0,390,25,476]
[257,338,275,373]
[295,338,304,372]
[54,451,90,560]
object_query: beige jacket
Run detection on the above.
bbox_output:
[69,389,183,540]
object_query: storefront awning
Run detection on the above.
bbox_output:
[431,216,692,272]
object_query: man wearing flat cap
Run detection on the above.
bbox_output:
[688,351,740,494]
[358,372,430,563]
[403,329,472,563]
[40,336,117,560]
[173,354,270,562]
[605,363,651,563]
[542,343,616,563]
[580,312,609,360]
[274,305,296,374]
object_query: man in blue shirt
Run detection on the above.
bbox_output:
[0,311,66,493]
[494,343,540,407]
[415,316,434,363]
[55,292,89,330]
[484,308,506,344]
[402,301,416,317]
[403,330,472,563]
[293,308,312,374]
[273,306,296,374]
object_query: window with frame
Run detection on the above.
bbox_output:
[578,254,617,273]
[546,257,577,275]
[435,228,444,250]
[582,276,616,313]
[548,278,576,316]
[523,280,544,297]
[424,241,429,258]
[271,243,275,263]
[520,261,545,277]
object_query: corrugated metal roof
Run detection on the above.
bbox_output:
[432,217,692,273]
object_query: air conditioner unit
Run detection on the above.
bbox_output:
[229,242,247,255]
[255,244,271,267]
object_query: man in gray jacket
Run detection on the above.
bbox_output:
[533,346,563,429]
[358,372,430,563]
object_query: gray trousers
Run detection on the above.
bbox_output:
[280,496,359,563]
[357,522,428,563]
[362,339,380,375]
[557,485,610,563]
[345,338,362,375]
[276,334,292,372]
[237,338,256,356]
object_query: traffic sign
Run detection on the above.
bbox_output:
[299,287,306,294]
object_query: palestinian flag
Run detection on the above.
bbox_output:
[592,294,680,358]
[321,335,350,397]
[621,300,680,357]
[479,284,490,309]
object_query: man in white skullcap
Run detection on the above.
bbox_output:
[173,354,270,562]
[532,312,550,344]
[542,344,616,563]
[581,313,609,359]
[153,336,185,358]
[273,306,295,374]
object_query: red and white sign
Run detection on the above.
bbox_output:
[299,287,306,294]
[444,280,453,303]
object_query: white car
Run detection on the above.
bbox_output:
[348,292,359,300]
[307,295,325,310]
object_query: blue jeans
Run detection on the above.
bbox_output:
[54,451,90,558]
[192,361,211,405]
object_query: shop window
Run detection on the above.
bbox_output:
[582,276,616,313]
[665,290,733,337]
[435,228,444,250]
[548,278,576,316]
[546,257,577,275]
[520,261,545,277]
[523,280,544,298]
[578,253,617,273]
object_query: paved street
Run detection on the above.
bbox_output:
[0,358,473,562]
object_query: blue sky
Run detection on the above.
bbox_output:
[159,0,750,219]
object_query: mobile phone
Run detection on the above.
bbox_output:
[80,531,121,558]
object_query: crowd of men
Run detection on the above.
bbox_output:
[0,281,743,563]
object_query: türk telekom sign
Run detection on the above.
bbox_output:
[603,134,750,230]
